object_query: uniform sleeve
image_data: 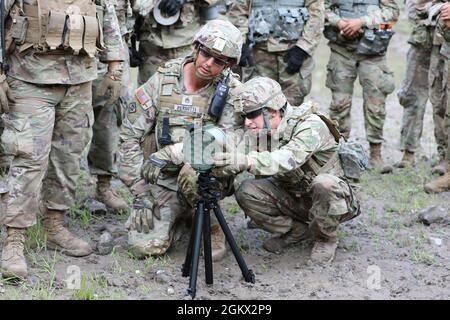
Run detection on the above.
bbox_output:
[118,74,161,187]
[226,0,251,39]
[99,0,126,62]
[247,116,333,176]
[325,0,342,27]
[359,0,400,29]
[297,0,325,55]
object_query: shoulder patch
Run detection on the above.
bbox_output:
[128,101,137,113]
[136,87,150,106]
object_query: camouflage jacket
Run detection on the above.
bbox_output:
[325,0,399,29]
[134,0,219,49]
[3,0,124,85]
[244,102,339,185]
[118,55,242,190]
[233,0,324,54]
[116,0,136,39]
[406,0,435,48]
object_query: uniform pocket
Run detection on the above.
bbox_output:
[378,64,395,95]
[1,114,33,158]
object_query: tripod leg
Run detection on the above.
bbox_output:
[203,210,213,285]
[212,203,255,284]
[182,213,196,277]
[186,201,205,299]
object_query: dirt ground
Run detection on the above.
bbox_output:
[1,5,449,300]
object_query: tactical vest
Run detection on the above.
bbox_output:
[248,0,309,43]
[155,60,218,150]
[7,0,103,56]
[275,104,343,188]
[331,0,380,19]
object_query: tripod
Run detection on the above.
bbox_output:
[181,171,255,299]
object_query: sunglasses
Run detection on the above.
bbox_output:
[198,47,229,67]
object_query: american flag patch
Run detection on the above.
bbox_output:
[136,88,150,105]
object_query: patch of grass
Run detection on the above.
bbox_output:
[25,218,47,252]
[410,249,438,266]
[68,204,94,229]
[226,203,241,217]
[143,254,173,270]
[236,227,249,252]
[72,274,96,300]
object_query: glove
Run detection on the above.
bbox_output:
[284,46,309,75]
[98,67,123,105]
[158,0,186,16]
[239,42,253,67]
[125,196,159,233]
[0,74,15,114]
[141,155,168,184]
[211,152,250,177]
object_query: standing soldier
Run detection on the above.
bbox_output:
[424,2,450,193]
[211,77,361,264]
[0,0,124,279]
[134,0,222,86]
[246,0,324,106]
[89,0,136,213]
[118,20,243,260]
[324,0,399,169]
[396,0,434,168]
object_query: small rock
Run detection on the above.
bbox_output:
[167,286,175,295]
[428,236,443,246]
[97,231,114,255]
[380,165,394,174]
[83,198,107,215]
[418,205,448,225]
[154,270,170,284]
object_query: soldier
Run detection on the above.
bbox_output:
[324,0,399,169]
[245,0,325,106]
[424,2,450,193]
[211,77,360,264]
[88,0,136,213]
[134,0,222,86]
[118,19,244,260]
[396,0,434,168]
[0,0,124,279]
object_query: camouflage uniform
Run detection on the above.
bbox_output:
[118,19,244,257]
[0,0,124,228]
[245,0,325,106]
[398,0,433,154]
[324,0,399,144]
[134,0,220,85]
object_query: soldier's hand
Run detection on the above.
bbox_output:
[158,0,186,16]
[211,152,250,177]
[125,197,155,233]
[0,74,15,114]
[341,18,363,37]
[98,63,123,105]
[239,42,253,67]
[284,46,309,75]
[441,3,450,21]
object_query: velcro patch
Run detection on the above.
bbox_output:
[128,102,137,113]
[174,105,200,113]
[136,87,150,105]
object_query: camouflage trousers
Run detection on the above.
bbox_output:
[128,165,234,257]
[88,47,132,176]
[138,41,192,85]
[429,45,448,160]
[398,44,431,152]
[235,174,359,241]
[1,78,93,228]
[445,58,450,160]
[249,48,313,106]
[0,118,12,170]
[326,48,395,144]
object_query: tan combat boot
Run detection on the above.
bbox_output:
[310,239,338,265]
[211,224,227,262]
[424,168,450,194]
[43,210,92,257]
[1,227,28,279]
[396,150,415,168]
[96,175,128,213]
[369,143,385,169]
[431,159,449,176]
[263,222,310,253]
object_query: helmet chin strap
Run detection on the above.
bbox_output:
[262,108,271,131]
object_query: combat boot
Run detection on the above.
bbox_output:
[431,159,448,176]
[424,168,450,194]
[96,175,128,213]
[370,143,393,173]
[310,239,338,265]
[1,227,28,279]
[211,224,227,262]
[43,210,92,257]
[263,222,310,253]
[395,150,415,168]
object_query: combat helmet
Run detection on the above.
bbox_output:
[193,19,243,64]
